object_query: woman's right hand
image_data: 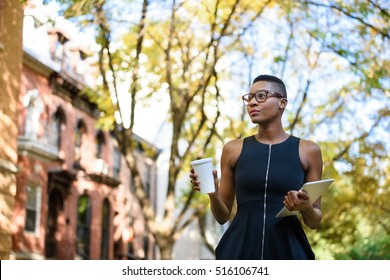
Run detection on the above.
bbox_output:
[189,167,201,192]
[189,168,219,195]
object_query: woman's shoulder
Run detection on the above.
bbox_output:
[298,138,322,170]
[299,138,321,153]
[224,137,243,146]
[222,138,244,158]
[297,137,323,178]
[223,136,251,151]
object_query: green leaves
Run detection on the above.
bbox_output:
[55,0,389,259]
[335,236,390,260]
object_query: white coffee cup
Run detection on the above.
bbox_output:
[191,158,215,194]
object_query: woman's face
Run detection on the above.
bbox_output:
[245,81,287,124]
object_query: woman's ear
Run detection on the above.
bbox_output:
[279,98,287,109]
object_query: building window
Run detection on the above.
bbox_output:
[24,184,41,235]
[144,164,151,197]
[49,107,66,149]
[101,199,110,260]
[74,119,87,162]
[113,147,121,178]
[95,130,105,159]
[23,89,43,140]
[76,194,91,260]
[94,131,108,174]
[45,188,64,259]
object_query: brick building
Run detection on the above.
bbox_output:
[8,1,159,260]
[0,0,24,260]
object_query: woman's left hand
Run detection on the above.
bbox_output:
[283,190,312,212]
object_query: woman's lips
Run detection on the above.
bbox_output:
[250,109,260,116]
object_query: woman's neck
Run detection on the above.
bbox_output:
[255,125,289,145]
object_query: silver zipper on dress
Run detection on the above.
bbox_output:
[261,144,272,260]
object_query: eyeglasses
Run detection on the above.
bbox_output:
[242,90,285,106]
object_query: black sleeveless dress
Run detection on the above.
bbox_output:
[215,135,315,260]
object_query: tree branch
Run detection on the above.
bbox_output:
[198,215,216,255]
[332,115,382,161]
[129,0,149,131]
[304,0,389,38]
[289,79,311,134]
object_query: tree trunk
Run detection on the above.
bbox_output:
[158,240,174,260]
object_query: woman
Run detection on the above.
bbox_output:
[190,74,323,259]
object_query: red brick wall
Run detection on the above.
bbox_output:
[0,0,24,260]
[11,3,158,260]
[15,62,155,260]
[15,64,121,259]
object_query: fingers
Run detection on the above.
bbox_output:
[189,174,199,185]
[212,169,218,183]
[284,190,310,211]
[283,192,294,210]
[212,170,219,194]
[297,190,309,200]
[284,190,297,203]
[283,191,302,209]
[190,169,218,193]
[189,170,200,191]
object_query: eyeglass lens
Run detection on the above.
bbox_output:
[243,91,268,104]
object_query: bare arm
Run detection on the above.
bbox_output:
[190,140,240,224]
[284,139,323,229]
[209,141,237,224]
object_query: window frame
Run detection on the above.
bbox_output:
[74,119,87,161]
[76,194,91,260]
[100,198,110,260]
[24,184,42,236]
[113,147,121,178]
[95,130,105,159]
[49,108,65,150]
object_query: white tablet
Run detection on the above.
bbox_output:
[275,179,335,218]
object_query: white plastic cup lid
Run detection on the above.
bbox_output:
[191,158,212,165]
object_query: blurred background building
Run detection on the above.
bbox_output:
[0,0,159,260]
[1,0,224,260]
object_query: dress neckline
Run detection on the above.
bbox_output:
[252,134,292,146]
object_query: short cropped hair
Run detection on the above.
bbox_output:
[252,74,287,98]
